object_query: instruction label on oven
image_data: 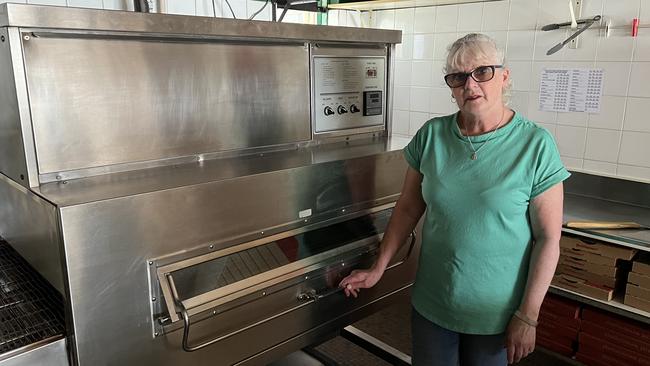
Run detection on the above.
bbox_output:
[313,57,385,133]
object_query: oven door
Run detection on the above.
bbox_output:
[151,204,417,359]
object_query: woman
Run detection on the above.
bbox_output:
[339,33,569,366]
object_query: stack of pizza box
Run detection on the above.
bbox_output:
[552,235,636,301]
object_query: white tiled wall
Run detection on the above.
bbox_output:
[367,0,650,183]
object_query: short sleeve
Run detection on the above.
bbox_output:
[531,129,571,198]
[403,124,428,172]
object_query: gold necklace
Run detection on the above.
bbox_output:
[458,108,506,160]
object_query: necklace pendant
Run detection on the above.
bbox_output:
[471,152,477,160]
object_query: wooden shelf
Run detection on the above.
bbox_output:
[549,285,650,325]
[327,0,503,12]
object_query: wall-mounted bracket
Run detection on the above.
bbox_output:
[568,0,583,49]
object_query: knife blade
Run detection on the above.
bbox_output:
[565,221,650,230]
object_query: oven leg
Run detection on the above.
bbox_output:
[340,325,412,366]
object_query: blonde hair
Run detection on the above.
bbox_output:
[444,33,511,104]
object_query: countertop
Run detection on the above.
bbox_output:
[563,193,650,251]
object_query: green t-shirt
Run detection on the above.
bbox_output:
[403,111,570,335]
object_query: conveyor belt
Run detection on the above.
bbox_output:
[0,238,65,355]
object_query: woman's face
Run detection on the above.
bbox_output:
[447,57,509,116]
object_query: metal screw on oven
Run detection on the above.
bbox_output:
[341,209,346,213]
[152,297,156,302]
[260,231,265,235]
[213,310,217,315]
[56,175,62,181]
[262,291,267,296]
[304,276,309,280]
[209,244,214,250]
[341,262,345,267]
[1,36,4,42]
[23,35,30,41]
[148,261,153,265]
[154,332,159,337]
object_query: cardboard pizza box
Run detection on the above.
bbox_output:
[559,255,619,277]
[628,272,650,289]
[624,293,650,314]
[632,252,650,276]
[560,248,619,267]
[627,282,650,302]
[560,235,636,260]
[556,264,618,288]
[552,274,614,302]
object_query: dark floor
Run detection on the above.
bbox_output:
[314,298,576,366]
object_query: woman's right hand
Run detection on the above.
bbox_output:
[338,266,385,298]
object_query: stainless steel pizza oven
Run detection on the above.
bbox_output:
[0,4,419,365]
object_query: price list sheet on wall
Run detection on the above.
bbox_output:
[538,68,603,113]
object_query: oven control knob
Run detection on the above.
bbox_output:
[350,104,360,113]
[337,105,348,114]
[324,106,335,116]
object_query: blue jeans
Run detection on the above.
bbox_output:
[411,308,508,366]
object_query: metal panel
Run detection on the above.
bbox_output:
[311,45,390,138]
[9,28,39,188]
[565,171,650,209]
[0,28,38,189]
[0,337,68,366]
[0,174,64,294]
[22,33,311,174]
[57,152,409,365]
[0,3,401,44]
[386,44,396,135]
[312,57,386,132]
[237,285,412,366]
[0,28,26,187]
[33,137,403,207]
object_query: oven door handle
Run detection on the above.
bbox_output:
[178,295,314,352]
[179,286,340,352]
[298,286,344,302]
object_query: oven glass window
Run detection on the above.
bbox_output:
[172,209,392,301]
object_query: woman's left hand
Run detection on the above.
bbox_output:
[505,316,536,364]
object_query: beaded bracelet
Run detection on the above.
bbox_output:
[514,310,538,328]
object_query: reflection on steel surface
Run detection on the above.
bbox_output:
[171,211,387,301]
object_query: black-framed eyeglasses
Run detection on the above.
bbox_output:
[444,65,503,88]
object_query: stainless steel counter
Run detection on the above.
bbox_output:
[555,173,650,323]
[563,191,650,251]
